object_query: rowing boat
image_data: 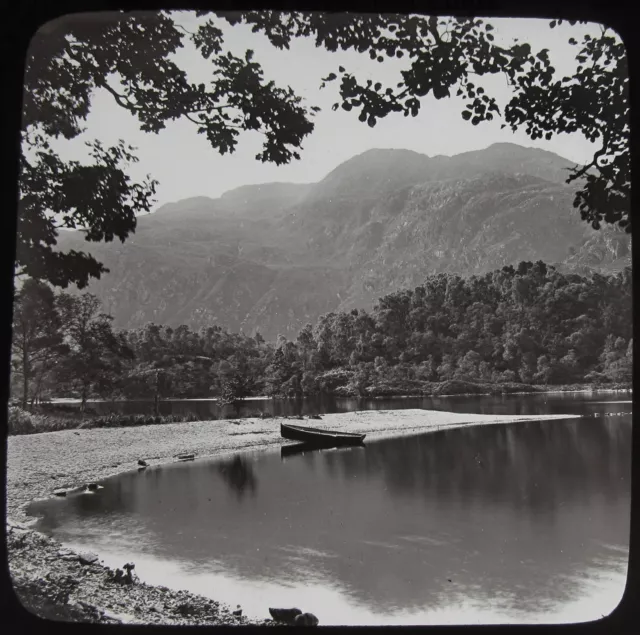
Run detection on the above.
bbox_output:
[280,422,366,446]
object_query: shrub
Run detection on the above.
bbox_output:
[432,380,490,396]
[584,370,608,384]
[8,407,37,435]
[496,382,541,394]
[8,407,77,435]
[316,369,353,393]
[9,406,252,435]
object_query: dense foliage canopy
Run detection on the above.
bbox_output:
[18,11,317,289]
[16,11,630,293]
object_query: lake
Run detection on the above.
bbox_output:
[47,389,632,419]
[27,394,632,625]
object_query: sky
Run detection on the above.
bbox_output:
[38,13,608,209]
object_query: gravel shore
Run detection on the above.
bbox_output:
[7,409,582,624]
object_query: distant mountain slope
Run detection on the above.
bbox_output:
[334,172,617,310]
[54,143,630,340]
[441,142,579,184]
[219,182,313,218]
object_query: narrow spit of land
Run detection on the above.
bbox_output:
[8,409,582,626]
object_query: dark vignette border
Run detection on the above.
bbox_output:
[1,1,637,635]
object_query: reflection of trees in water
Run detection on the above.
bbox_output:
[301,450,317,468]
[217,455,258,499]
[322,419,631,524]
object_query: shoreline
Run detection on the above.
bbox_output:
[43,386,633,405]
[6,409,590,625]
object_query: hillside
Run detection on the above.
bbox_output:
[54,143,631,340]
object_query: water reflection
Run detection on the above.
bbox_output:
[43,390,633,419]
[281,443,367,459]
[27,402,631,625]
[217,456,258,499]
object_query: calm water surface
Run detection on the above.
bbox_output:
[48,389,632,419]
[28,394,632,625]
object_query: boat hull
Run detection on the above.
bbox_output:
[280,422,366,446]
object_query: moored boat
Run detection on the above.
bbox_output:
[280,422,365,446]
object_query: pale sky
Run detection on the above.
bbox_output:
[40,13,610,209]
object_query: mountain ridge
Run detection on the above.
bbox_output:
[54,143,629,340]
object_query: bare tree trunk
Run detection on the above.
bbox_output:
[81,383,87,415]
[22,346,29,411]
[32,371,43,408]
[154,370,160,416]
